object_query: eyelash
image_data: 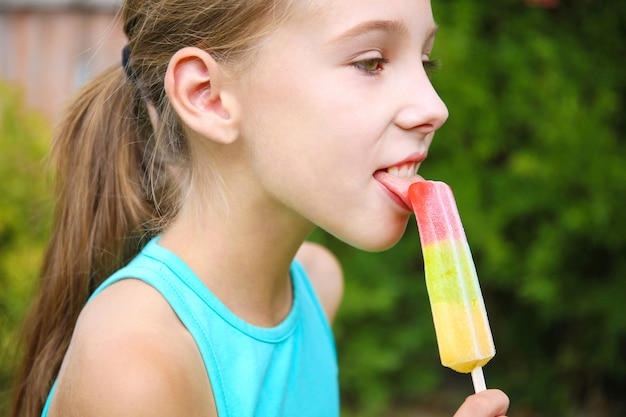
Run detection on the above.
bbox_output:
[424,59,441,77]
[352,57,442,77]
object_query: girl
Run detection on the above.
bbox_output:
[10,0,509,416]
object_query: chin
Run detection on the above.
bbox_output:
[344,221,409,253]
[356,238,403,253]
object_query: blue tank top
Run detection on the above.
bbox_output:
[41,237,339,416]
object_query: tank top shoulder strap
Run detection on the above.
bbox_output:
[89,237,232,414]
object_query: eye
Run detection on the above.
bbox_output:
[352,58,389,76]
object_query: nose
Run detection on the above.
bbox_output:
[393,69,449,133]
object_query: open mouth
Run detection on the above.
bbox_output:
[373,162,423,211]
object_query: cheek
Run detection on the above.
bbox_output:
[244,79,357,172]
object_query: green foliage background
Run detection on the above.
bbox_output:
[320,1,626,416]
[1,1,624,416]
[0,84,51,413]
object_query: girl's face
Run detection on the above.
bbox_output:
[235,0,448,251]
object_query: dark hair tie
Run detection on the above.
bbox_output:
[121,44,136,80]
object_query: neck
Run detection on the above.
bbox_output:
[158,190,314,328]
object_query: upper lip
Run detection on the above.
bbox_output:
[380,152,427,175]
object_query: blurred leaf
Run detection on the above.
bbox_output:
[0,82,52,414]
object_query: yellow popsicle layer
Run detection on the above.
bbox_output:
[430,302,494,373]
[423,240,495,373]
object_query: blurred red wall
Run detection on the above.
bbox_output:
[1,4,125,120]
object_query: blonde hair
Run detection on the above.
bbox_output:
[9,1,300,416]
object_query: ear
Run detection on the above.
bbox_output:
[164,47,240,144]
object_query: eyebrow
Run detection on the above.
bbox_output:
[329,19,439,45]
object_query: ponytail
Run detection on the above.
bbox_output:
[9,67,172,417]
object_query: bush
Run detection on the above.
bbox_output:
[0,84,52,414]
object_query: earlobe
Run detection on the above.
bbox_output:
[164,47,239,144]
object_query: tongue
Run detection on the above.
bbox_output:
[374,170,423,210]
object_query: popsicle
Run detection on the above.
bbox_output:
[408,180,495,393]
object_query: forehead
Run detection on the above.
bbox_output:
[286,0,436,40]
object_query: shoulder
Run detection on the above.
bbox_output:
[295,241,344,324]
[48,279,216,417]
